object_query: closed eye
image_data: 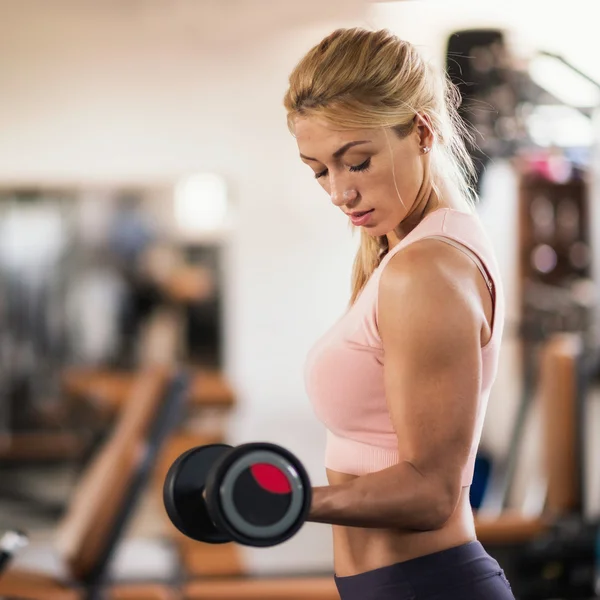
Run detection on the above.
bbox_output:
[315,157,372,180]
[349,157,371,173]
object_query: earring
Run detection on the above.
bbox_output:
[421,146,431,154]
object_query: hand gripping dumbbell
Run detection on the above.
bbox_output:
[163,442,312,547]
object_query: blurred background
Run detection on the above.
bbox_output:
[0,1,599,599]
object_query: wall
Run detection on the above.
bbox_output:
[0,0,368,573]
[370,0,600,80]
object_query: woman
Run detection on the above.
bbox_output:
[283,28,514,599]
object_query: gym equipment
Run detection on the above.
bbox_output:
[163,442,312,547]
[515,517,600,599]
[0,530,28,574]
[445,29,522,194]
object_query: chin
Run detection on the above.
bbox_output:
[363,220,393,238]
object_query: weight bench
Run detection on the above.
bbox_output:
[0,367,189,600]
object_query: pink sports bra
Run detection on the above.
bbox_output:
[304,208,505,486]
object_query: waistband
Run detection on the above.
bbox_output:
[334,541,503,598]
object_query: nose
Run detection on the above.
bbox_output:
[330,177,358,207]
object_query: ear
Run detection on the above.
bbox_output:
[414,113,435,152]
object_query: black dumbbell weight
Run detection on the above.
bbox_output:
[163,442,312,548]
[163,443,234,544]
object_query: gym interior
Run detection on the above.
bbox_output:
[1,1,599,599]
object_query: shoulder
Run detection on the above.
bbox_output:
[380,238,481,300]
[378,238,485,342]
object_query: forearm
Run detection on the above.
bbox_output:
[308,460,454,531]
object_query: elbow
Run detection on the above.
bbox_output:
[427,495,456,530]
[417,480,460,531]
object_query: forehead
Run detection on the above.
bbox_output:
[294,117,377,154]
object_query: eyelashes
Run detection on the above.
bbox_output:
[315,157,372,180]
[349,157,372,174]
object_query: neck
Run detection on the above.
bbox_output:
[387,181,446,249]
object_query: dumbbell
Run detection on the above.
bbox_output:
[163,442,312,547]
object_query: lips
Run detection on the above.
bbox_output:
[348,209,374,226]
[349,209,373,218]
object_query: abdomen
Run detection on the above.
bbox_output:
[326,469,477,577]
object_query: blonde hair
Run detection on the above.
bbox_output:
[283,27,479,304]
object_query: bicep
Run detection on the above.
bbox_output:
[379,248,483,489]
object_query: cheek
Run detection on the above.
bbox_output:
[369,167,413,211]
[381,159,421,205]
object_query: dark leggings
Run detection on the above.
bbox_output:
[334,541,515,600]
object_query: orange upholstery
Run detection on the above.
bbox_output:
[0,366,172,600]
[63,369,135,419]
[178,541,244,578]
[184,576,338,600]
[55,438,146,581]
[161,266,214,304]
[0,573,180,600]
[108,583,181,600]
[0,431,87,461]
[475,512,549,544]
[0,570,82,600]
[539,333,582,516]
[62,368,235,417]
[189,370,235,408]
[55,367,169,581]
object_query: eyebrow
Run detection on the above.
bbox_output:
[300,140,372,162]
